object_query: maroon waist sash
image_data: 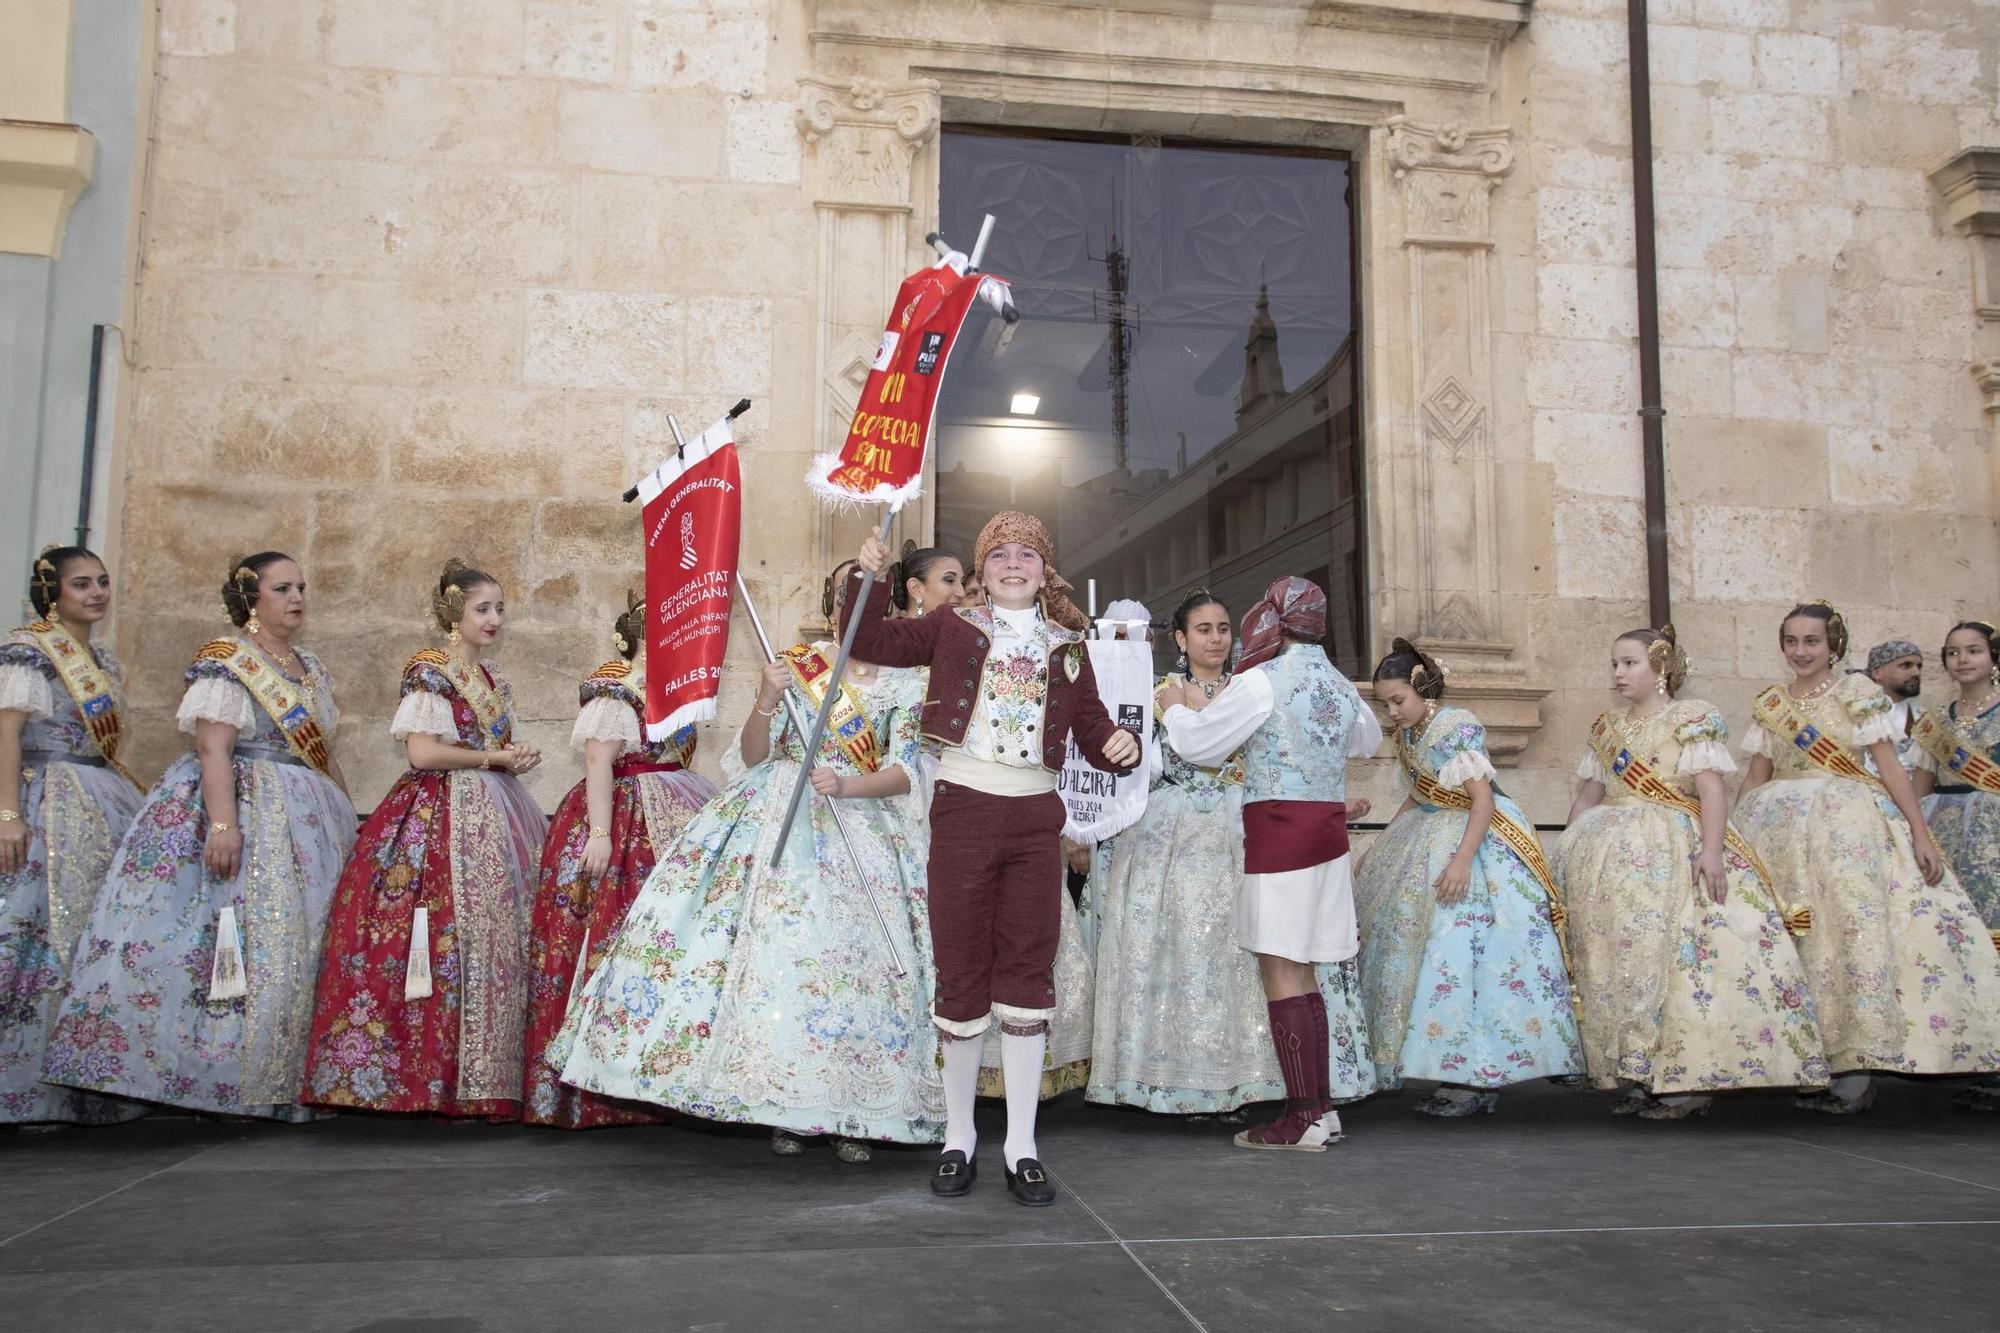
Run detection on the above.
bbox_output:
[613,757,684,778]
[1241,799,1348,875]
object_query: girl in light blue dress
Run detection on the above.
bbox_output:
[556,637,942,1160]
[1353,639,1582,1115]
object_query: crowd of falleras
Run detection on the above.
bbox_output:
[4,511,2000,1209]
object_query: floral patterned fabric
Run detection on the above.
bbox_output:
[1737,675,2000,1075]
[1918,696,2000,932]
[43,642,356,1119]
[961,604,1052,769]
[522,672,713,1128]
[556,662,944,1143]
[1556,701,1828,1093]
[0,635,146,1124]
[1354,707,1582,1090]
[1086,681,1280,1112]
[302,655,547,1118]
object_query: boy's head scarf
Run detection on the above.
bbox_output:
[1238,576,1327,671]
[971,511,1088,631]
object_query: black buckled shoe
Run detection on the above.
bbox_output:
[1004,1157,1056,1207]
[931,1149,976,1197]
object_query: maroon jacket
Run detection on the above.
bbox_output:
[841,572,1135,777]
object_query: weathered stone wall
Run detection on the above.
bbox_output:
[1504,0,2000,815]
[109,0,2000,818]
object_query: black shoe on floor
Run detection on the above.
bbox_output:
[1005,1157,1056,1207]
[931,1149,976,1197]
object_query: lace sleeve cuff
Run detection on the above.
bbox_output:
[1676,740,1738,776]
[1574,750,1608,785]
[177,676,256,734]
[1435,749,1497,789]
[0,663,55,719]
[1739,722,1775,759]
[571,696,642,753]
[390,691,458,741]
[1912,743,1940,775]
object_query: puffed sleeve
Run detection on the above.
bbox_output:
[1432,712,1497,789]
[1911,739,1940,775]
[389,663,458,740]
[0,644,54,719]
[1844,677,1898,747]
[571,696,643,753]
[1739,722,1776,759]
[176,666,257,735]
[1675,707,1738,776]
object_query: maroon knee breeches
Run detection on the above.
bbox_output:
[925,782,1066,1028]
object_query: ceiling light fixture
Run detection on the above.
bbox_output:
[1009,393,1040,416]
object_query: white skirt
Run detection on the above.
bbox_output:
[1235,854,1359,963]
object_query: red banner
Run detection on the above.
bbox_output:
[806,261,1011,506]
[637,417,741,740]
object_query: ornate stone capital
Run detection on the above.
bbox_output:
[1386,117,1513,249]
[1978,359,2000,416]
[795,75,940,210]
[1932,147,2000,327]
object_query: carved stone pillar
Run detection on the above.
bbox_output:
[794,75,940,613]
[1930,149,2000,519]
[1379,117,1541,760]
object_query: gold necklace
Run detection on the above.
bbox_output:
[1188,669,1228,699]
[1787,675,1838,706]
[1951,691,2000,742]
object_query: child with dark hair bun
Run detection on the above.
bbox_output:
[521,591,715,1128]
[1352,637,1582,1117]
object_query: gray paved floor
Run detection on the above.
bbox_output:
[4,1079,1998,1331]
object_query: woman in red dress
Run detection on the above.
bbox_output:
[302,559,549,1119]
[522,593,715,1128]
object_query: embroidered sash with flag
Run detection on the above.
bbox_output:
[1911,708,2000,797]
[20,619,139,787]
[195,639,332,774]
[409,649,512,750]
[1587,713,1809,934]
[778,644,879,774]
[1751,686,1888,795]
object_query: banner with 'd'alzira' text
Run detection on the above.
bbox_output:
[636,416,741,740]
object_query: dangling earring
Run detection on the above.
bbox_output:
[1423,697,1439,726]
[1176,650,1188,672]
[448,624,462,646]
[1656,675,1668,696]
[1989,664,1998,689]
[914,596,924,616]
[245,611,262,635]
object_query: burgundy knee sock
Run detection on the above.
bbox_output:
[1267,994,1318,1119]
[1304,989,1331,1110]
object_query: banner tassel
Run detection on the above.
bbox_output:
[207,905,247,1002]
[404,905,433,1000]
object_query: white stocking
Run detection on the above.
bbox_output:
[1000,1029,1047,1170]
[940,1033,983,1157]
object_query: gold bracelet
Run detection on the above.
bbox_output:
[0,808,20,823]
[753,702,780,717]
[589,825,610,839]
[209,821,233,835]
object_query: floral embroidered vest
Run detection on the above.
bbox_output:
[1241,644,1358,805]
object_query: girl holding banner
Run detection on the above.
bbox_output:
[1557,626,1827,1120]
[0,547,146,1124]
[44,553,357,1121]
[556,565,942,1160]
[1353,639,1582,1116]
[303,560,548,1120]
[1734,603,2000,1114]
[848,514,1140,1207]
[521,594,715,1129]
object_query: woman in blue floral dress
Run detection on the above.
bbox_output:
[1911,621,2000,1110]
[556,624,942,1160]
[43,553,356,1120]
[0,546,147,1125]
[1354,639,1582,1115]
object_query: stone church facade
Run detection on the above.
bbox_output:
[4,0,1997,815]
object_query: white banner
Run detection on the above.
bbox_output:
[1058,636,1153,842]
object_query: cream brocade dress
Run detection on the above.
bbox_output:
[1736,674,2000,1076]
[1556,701,1827,1093]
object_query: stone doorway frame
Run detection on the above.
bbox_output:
[793,1,1545,754]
